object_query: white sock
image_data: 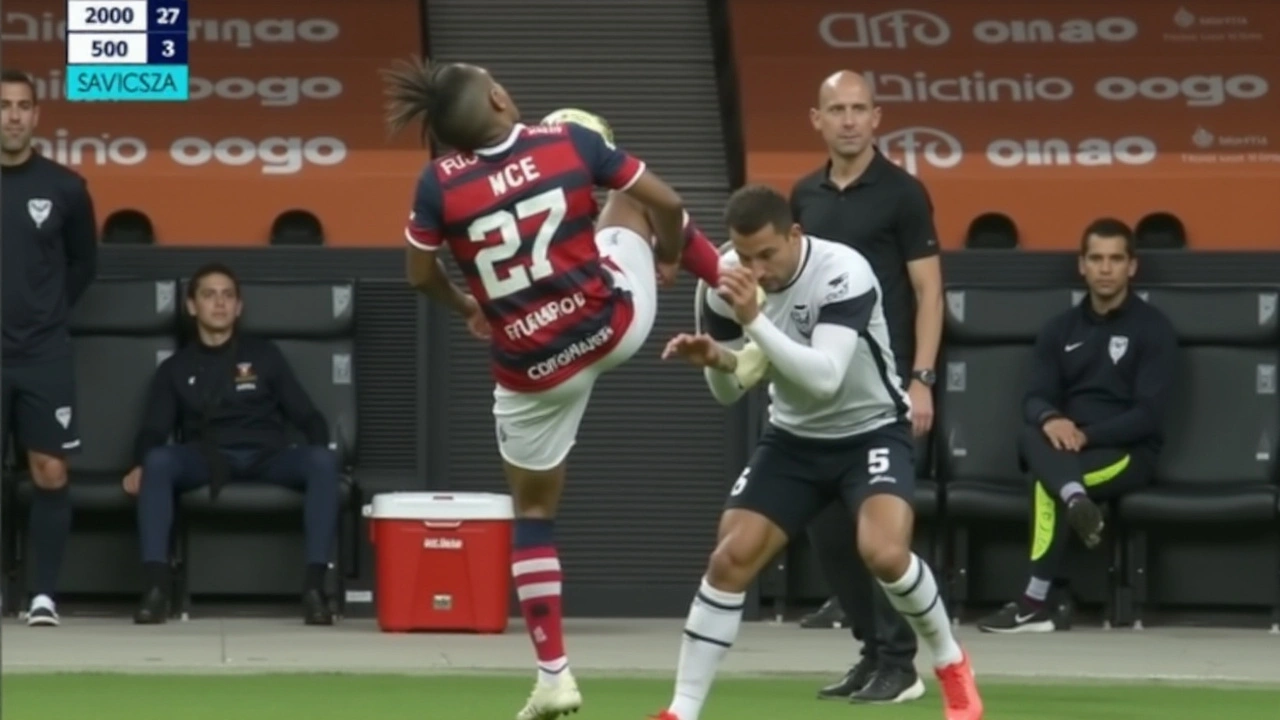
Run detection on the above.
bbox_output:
[668,577,744,720]
[536,657,568,686]
[878,554,963,668]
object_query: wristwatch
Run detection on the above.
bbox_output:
[911,369,937,386]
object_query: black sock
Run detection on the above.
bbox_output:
[304,563,327,591]
[28,486,72,597]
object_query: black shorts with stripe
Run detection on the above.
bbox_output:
[724,421,916,539]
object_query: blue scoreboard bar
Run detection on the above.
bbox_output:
[64,0,189,102]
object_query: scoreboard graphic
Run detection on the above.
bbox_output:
[64,0,189,101]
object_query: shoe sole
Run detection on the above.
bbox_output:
[977,620,1055,634]
[26,617,59,627]
[851,677,926,704]
[521,695,582,720]
[1068,498,1105,548]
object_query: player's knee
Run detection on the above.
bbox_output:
[705,539,759,593]
[858,540,912,582]
[28,453,68,490]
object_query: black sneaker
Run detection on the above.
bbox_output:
[1067,495,1104,549]
[799,597,846,629]
[134,586,170,625]
[303,588,334,626]
[977,601,1055,634]
[816,657,875,700]
[850,665,925,704]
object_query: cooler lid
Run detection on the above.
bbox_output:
[363,492,514,521]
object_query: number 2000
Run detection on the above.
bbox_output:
[85,6,135,24]
[467,188,567,299]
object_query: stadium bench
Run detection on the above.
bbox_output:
[1116,286,1280,628]
[935,286,1126,624]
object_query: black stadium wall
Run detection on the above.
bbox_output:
[7,245,1279,625]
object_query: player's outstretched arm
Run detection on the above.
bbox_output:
[661,332,749,406]
[405,247,472,315]
[624,171,685,264]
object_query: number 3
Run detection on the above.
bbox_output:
[162,39,174,57]
[867,447,890,475]
[468,188,566,299]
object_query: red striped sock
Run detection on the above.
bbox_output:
[512,546,568,675]
[681,212,721,286]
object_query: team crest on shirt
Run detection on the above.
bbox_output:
[1108,336,1129,364]
[234,362,257,390]
[823,272,850,304]
[790,304,815,338]
[27,198,51,228]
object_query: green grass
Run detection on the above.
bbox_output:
[3,673,1279,719]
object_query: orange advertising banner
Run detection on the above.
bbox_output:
[731,0,1280,250]
[3,1,427,246]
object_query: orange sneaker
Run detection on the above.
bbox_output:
[935,652,983,720]
[648,713,679,720]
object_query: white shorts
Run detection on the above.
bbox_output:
[492,226,658,471]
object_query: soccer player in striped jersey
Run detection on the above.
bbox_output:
[655,185,983,720]
[381,58,721,720]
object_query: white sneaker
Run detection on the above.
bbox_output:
[515,670,582,720]
[27,594,60,626]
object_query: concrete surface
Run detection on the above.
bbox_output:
[3,617,1280,684]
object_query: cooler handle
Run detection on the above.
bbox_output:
[423,521,463,529]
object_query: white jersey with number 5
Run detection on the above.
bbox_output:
[703,236,911,438]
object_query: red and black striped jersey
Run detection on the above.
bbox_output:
[404,123,647,392]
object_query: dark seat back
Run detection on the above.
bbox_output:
[101,208,156,245]
[963,212,1018,250]
[1142,286,1280,486]
[937,287,1078,484]
[269,209,325,246]
[1135,212,1187,250]
[68,279,179,474]
[231,281,358,466]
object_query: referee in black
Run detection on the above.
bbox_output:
[790,70,944,704]
[2,69,99,626]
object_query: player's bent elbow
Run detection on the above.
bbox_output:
[808,376,843,403]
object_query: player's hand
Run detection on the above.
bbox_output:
[1042,418,1083,452]
[460,295,491,340]
[662,333,733,372]
[122,466,142,496]
[907,381,934,437]
[656,261,681,288]
[717,266,761,325]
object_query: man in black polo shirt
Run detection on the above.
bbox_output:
[977,219,1175,633]
[790,70,944,704]
[1,69,99,626]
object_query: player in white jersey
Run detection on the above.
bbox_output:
[651,185,983,720]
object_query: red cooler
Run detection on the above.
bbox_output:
[364,492,514,633]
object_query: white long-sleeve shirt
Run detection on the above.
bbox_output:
[702,236,911,439]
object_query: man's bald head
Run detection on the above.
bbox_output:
[817,70,875,110]
[809,70,881,160]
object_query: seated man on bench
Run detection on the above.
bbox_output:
[977,219,1177,633]
[122,263,341,626]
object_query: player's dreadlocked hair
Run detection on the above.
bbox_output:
[381,56,497,153]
